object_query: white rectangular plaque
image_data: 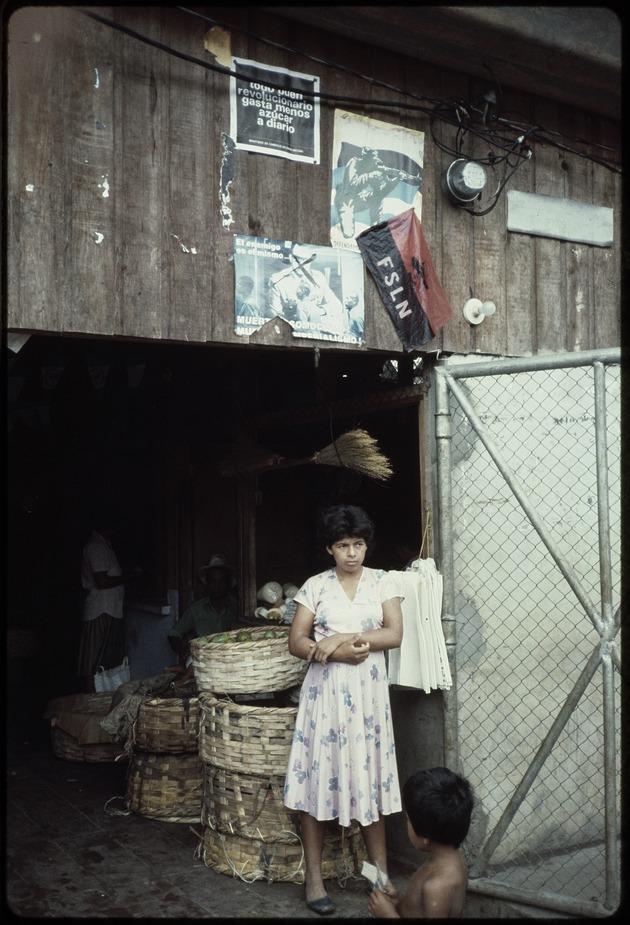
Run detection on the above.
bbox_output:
[507,190,613,246]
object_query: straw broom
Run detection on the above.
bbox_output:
[309,428,393,481]
[219,428,393,481]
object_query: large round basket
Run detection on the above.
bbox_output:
[202,765,298,841]
[198,821,364,883]
[198,693,296,776]
[132,684,199,754]
[190,626,307,694]
[44,692,122,763]
[126,751,203,823]
[51,727,122,763]
[44,691,116,717]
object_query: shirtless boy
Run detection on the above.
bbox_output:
[368,767,474,919]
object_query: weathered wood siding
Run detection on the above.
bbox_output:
[7,6,621,356]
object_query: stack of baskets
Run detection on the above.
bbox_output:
[125,680,204,823]
[191,626,366,883]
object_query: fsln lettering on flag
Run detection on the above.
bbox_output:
[357,209,453,351]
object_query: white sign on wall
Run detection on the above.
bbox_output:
[507,190,614,247]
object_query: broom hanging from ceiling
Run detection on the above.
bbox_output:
[218,428,393,482]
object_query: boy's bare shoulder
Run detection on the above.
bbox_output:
[399,854,467,918]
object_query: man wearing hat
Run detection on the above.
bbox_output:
[167,554,237,663]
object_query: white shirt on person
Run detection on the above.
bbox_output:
[81,530,125,621]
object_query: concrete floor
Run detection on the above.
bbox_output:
[8,675,610,922]
[4,684,410,921]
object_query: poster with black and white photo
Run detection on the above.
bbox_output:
[230,59,320,164]
[331,110,424,251]
[233,235,365,345]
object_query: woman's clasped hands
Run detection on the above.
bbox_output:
[307,632,370,665]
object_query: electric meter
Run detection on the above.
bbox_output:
[441,158,488,205]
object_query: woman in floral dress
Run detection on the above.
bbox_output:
[284,504,403,915]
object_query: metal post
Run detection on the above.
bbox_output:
[434,365,459,771]
[594,361,620,910]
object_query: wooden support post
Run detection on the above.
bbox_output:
[237,474,258,620]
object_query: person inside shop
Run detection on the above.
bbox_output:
[167,553,237,671]
[367,766,474,919]
[283,504,404,916]
[78,502,141,693]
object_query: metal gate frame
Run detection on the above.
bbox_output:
[434,347,621,918]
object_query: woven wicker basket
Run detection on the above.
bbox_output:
[126,751,203,823]
[190,626,307,694]
[198,694,297,776]
[45,691,116,718]
[198,821,365,883]
[132,686,200,754]
[45,691,121,762]
[51,727,122,763]
[202,764,298,841]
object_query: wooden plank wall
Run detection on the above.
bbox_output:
[6,6,621,356]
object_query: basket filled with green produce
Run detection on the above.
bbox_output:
[190,625,307,694]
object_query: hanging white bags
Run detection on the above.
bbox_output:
[387,559,451,692]
[94,656,131,692]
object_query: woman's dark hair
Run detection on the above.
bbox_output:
[403,767,474,849]
[319,504,375,547]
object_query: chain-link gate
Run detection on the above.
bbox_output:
[433,349,621,918]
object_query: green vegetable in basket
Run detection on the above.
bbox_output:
[235,630,253,642]
[211,632,231,643]
[262,629,277,639]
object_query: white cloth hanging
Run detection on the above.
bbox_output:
[387,559,452,692]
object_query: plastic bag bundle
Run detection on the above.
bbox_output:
[387,560,451,692]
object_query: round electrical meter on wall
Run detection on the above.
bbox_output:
[441,158,488,204]
[460,161,487,191]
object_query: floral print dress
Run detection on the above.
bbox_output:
[283,566,403,827]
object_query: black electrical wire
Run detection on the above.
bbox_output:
[430,114,535,166]
[77,8,437,116]
[431,105,618,171]
[183,1,621,174]
[175,5,448,109]
[458,154,532,217]
[76,7,621,177]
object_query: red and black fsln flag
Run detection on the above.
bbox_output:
[357,208,453,352]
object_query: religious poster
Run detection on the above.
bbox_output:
[357,208,453,352]
[230,59,320,163]
[331,110,424,251]
[233,235,365,345]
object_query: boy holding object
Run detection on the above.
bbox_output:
[368,767,474,919]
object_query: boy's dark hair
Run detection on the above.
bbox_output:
[320,504,375,548]
[403,766,474,849]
